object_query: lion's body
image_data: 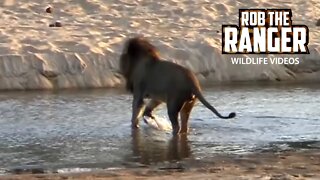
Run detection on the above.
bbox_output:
[131,60,196,101]
[120,37,236,135]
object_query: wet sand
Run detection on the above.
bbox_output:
[1,150,319,180]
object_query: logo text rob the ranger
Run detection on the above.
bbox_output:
[222,9,309,54]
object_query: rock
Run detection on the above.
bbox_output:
[49,22,62,27]
[46,6,52,13]
[55,21,62,27]
[316,19,320,26]
[40,70,59,78]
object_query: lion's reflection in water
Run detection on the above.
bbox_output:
[130,129,191,165]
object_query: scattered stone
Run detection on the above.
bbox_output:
[291,174,300,178]
[46,6,62,27]
[46,6,52,13]
[55,22,62,27]
[316,19,320,26]
[49,21,62,27]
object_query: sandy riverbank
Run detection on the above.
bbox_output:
[1,150,319,180]
[0,0,319,90]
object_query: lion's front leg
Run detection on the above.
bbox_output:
[143,99,162,119]
[131,93,145,128]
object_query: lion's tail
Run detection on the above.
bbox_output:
[193,87,236,119]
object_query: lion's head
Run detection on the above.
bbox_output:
[119,37,160,91]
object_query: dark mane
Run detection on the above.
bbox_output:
[125,37,160,60]
[120,37,161,92]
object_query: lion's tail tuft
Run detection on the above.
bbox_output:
[193,87,236,119]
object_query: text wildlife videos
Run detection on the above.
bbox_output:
[222,9,309,54]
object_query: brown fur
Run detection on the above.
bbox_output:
[120,37,236,135]
[120,37,160,92]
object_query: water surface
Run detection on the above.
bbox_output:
[0,84,319,173]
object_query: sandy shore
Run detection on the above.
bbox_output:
[0,0,320,90]
[1,150,319,180]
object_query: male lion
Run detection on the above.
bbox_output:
[120,37,236,135]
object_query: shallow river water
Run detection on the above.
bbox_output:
[0,84,319,173]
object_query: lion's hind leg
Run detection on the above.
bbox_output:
[167,97,185,135]
[180,99,196,134]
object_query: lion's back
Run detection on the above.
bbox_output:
[143,60,198,95]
